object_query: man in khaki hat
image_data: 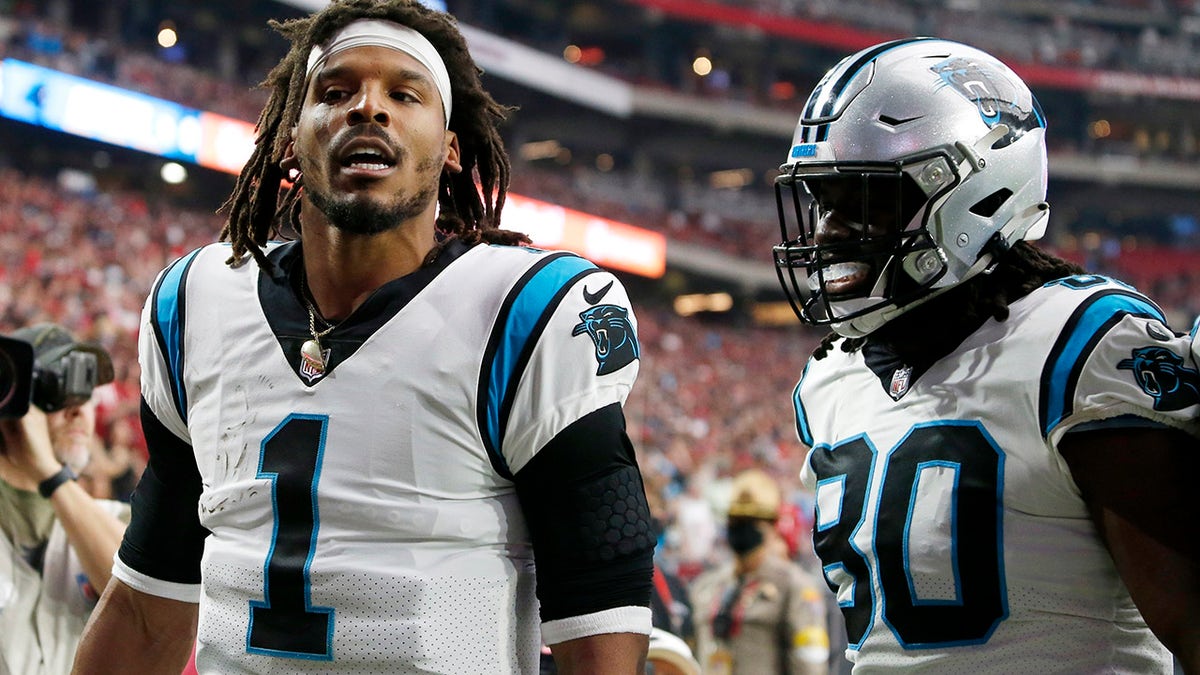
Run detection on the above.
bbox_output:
[691,469,830,674]
[0,323,129,674]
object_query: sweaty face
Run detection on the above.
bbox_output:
[806,174,922,299]
[292,45,455,235]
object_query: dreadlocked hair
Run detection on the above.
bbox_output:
[219,0,528,269]
[811,241,1086,360]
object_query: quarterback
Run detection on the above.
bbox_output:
[74,2,654,673]
[772,38,1200,672]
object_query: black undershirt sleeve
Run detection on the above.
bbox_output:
[117,397,210,585]
[513,402,655,622]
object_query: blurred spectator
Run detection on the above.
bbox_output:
[646,484,697,647]
[690,469,829,674]
[0,323,130,674]
[77,415,143,502]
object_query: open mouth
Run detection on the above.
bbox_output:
[335,136,399,176]
[594,327,610,357]
[340,148,395,173]
[810,261,874,297]
[1140,370,1161,395]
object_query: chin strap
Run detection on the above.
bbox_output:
[835,281,961,338]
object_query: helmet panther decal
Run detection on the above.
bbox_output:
[1117,346,1200,411]
[572,304,640,375]
[930,56,1043,148]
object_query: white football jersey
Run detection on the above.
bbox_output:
[116,240,642,674]
[796,276,1200,673]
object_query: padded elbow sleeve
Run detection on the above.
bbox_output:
[514,403,655,621]
[119,398,209,584]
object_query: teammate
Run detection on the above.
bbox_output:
[771,37,1200,672]
[0,323,129,675]
[73,1,654,672]
[690,469,830,674]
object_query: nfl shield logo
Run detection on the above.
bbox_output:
[300,347,331,383]
[888,366,913,401]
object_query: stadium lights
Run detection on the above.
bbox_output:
[673,292,733,317]
[157,23,178,49]
[518,139,563,161]
[751,301,801,326]
[709,168,754,190]
[0,57,667,278]
[160,162,188,185]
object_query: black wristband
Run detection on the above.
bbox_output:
[38,465,77,499]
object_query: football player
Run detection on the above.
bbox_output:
[74,2,654,673]
[773,38,1200,672]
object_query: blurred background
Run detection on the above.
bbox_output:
[0,0,1197,654]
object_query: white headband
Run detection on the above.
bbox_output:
[306,19,453,128]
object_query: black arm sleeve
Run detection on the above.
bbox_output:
[513,402,655,622]
[117,397,209,584]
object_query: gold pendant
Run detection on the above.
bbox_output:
[300,339,326,374]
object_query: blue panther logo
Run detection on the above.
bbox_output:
[572,304,640,376]
[1117,346,1200,411]
[930,57,1042,148]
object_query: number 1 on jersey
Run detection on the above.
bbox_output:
[247,414,335,660]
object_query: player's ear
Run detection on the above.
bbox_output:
[280,127,300,177]
[443,131,461,174]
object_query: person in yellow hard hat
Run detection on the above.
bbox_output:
[690,469,830,674]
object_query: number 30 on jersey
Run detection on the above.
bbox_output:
[811,421,1007,649]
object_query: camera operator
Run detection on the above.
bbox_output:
[0,324,129,675]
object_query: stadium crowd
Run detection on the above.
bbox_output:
[0,2,1198,667]
[6,0,1200,126]
[3,3,1197,268]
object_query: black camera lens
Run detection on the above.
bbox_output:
[0,349,17,410]
[0,335,35,418]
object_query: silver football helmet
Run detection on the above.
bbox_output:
[773,38,1050,338]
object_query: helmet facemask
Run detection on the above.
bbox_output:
[774,152,959,336]
[773,38,1051,338]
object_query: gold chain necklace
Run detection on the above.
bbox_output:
[298,275,336,376]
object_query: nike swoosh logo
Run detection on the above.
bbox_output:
[582,280,614,305]
[1146,322,1171,341]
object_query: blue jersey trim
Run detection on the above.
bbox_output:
[150,248,202,425]
[793,361,814,447]
[481,252,598,476]
[1040,289,1165,437]
[903,460,963,608]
